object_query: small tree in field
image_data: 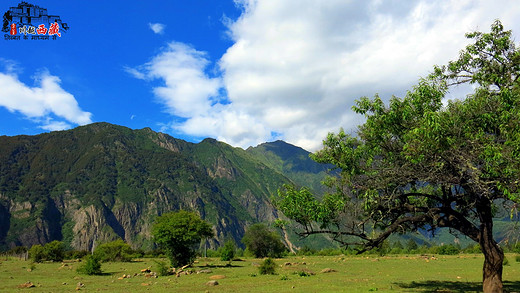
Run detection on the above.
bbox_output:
[242,223,286,258]
[152,210,214,267]
[275,21,520,293]
[220,240,236,262]
[77,255,103,275]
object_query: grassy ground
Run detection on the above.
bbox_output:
[1,254,520,292]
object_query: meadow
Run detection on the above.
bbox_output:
[2,254,520,292]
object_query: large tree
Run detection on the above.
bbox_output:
[275,20,520,293]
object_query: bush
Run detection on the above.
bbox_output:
[154,260,172,276]
[28,245,45,263]
[297,246,317,256]
[93,239,133,262]
[259,258,276,275]
[43,240,65,262]
[242,223,286,258]
[8,246,27,255]
[77,255,103,275]
[220,240,236,262]
[435,244,460,255]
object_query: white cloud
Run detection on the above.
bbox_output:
[129,42,222,118]
[0,68,92,131]
[132,0,520,151]
[149,22,166,34]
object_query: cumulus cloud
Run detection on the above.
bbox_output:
[0,68,92,131]
[129,42,222,117]
[149,22,166,34]
[132,0,520,150]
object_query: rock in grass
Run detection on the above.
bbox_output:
[321,268,337,273]
[206,280,219,286]
[18,281,35,288]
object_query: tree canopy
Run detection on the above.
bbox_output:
[275,20,520,293]
[152,210,214,267]
[241,223,286,258]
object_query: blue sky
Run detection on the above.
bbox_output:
[1,1,519,151]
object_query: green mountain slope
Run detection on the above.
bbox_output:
[0,123,290,251]
[247,140,331,195]
[0,123,515,252]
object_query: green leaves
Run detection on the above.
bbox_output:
[275,20,520,254]
[274,184,345,229]
[152,210,213,267]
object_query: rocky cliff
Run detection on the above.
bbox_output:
[0,123,325,251]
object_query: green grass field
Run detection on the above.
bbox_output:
[1,254,520,292]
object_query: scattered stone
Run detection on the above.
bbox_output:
[209,275,226,280]
[141,268,151,273]
[206,280,219,286]
[321,268,337,273]
[251,262,260,267]
[26,268,32,272]
[18,281,35,288]
[62,282,67,285]
[75,282,85,290]
[144,272,158,278]
[141,283,150,286]
[197,269,212,274]
[284,262,292,266]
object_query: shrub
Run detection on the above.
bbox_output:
[295,270,312,277]
[220,240,236,262]
[8,246,27,255]
[93,239,133,262]
[297,246,317,256]
[154,260,172,276]
[259,258,277,275]
[242,223,286,258]
[43,240,65,262]
[28,244,45,263]
[436,244,460,255]
[77,255,103,275]
[515,255,520,263]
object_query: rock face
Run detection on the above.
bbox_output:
[0,123,322,251]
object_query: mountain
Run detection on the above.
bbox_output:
[0,123,328,251]
[247,140,331,195]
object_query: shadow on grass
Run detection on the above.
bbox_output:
[395,280,520,292]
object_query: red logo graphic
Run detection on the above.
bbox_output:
[10,23,16,35]
[48,22,61,37]
[37,24,47,35]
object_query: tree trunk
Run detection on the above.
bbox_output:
[478,199,504,293]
